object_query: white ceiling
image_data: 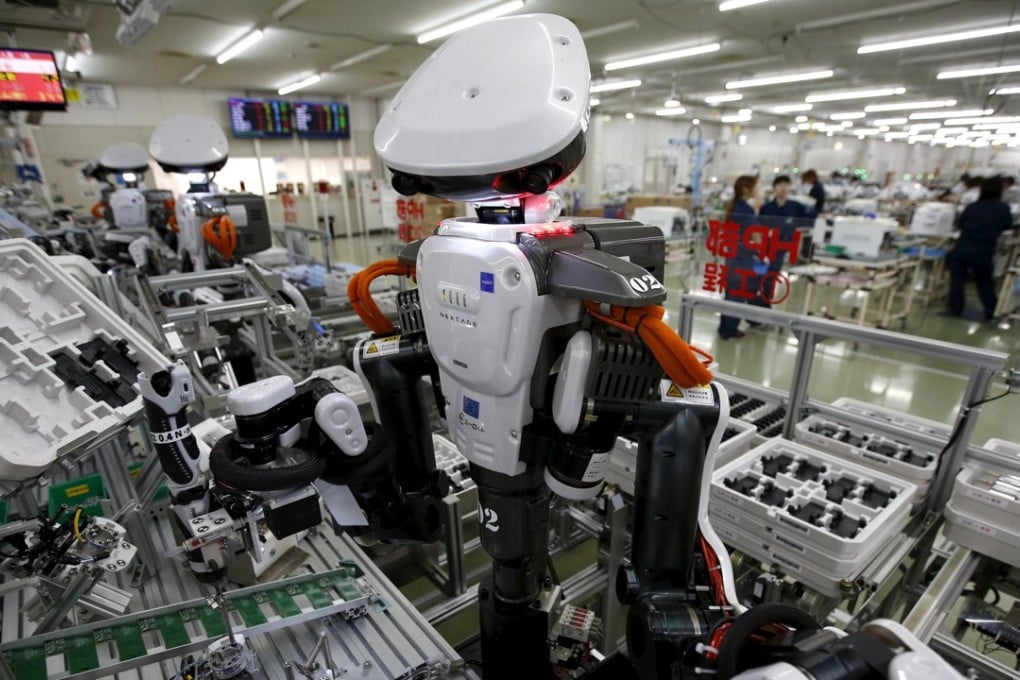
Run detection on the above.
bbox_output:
[3,0,1020,127]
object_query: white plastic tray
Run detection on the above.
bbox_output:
[711,440,917,565]
[795,414,937,502]
[944,500,1020,568]
[0,239,168,481]
[433,432,474,494]
[950,462,1020,530]
[982,438,1020,459]
[831,397,952,440]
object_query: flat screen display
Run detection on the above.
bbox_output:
[228,97,293,138]
[294,101,350,139]
[0,49,67,111]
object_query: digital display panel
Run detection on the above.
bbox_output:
[294,101,350,139]
[228,97,293,138]
[0,49,67,111]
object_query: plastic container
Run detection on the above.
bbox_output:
[944,501,1020,568]
[949,462,1020,530]
[0,239,168,481]
[710,440,916,588]
[795,414,937,504]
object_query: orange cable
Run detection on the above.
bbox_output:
[201,215,237,260]
[584,301,713,388]
[90,202,106,220]
[348,259,415,334]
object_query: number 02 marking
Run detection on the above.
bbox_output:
[629,274,663,294]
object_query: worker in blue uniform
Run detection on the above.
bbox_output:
[801,169,825,217]
[945,177,1014,320]
[753,175,807,310]
[718,175,760,339]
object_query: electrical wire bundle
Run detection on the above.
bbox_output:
[200,215,237,260]
[347,259,414,334]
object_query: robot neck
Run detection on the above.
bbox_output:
[473,191,563,225]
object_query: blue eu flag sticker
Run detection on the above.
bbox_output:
[463,396,480,419]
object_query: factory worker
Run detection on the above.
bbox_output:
[752,175,807,311]
[801,169,825,216]
[718,175,760,340]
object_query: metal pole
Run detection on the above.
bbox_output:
[302,139,318,232]
[600,493,627,655]
[443,495,466,596]
[782,330,817,439]
[336,139,354,249]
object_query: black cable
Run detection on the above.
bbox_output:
[932,389,1012,481]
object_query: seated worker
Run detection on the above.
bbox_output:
[753,174,807,310]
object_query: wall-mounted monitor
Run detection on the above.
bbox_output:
[0,49,67,111]
[228,97,293,138]
[294,101,350,139]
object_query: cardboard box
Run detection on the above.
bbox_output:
[624,194,692,217]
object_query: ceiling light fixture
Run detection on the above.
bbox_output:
[721,112,752,123]
[664,98,682,107]
[278,73,321,95]
[416,0,524,44]
[591,79,642,93]
[805,86,905,103]
[655,107,688,116]
[872,117,908,126]
[990,86,1020,95]
[772,103,813,113]
[885,132,911,139]
[704,92,743,105]
[795,0,957,33]
[908,108,992,120]
[590,98,601,106]
[830,112,866,120]
[179,64,207,85]
[64,53,79,72]
[937,63,1020,79]
[580,19,640,40]
[720,0,769,10]
[944,115,1020,125]
[795,115,809,123]
[272,0,308,21]
[864,99,957,112]
[909,123,942,131]
[726,69,833,89]
[331,45,392,70]
[859,24,1020,54]
[216,29,264,64]
[605,42,720,71]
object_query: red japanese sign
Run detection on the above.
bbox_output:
[702,220,799,303]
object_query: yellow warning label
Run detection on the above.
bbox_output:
[65,484,90,498]
[365,342,379,355]
[666,383,683,398]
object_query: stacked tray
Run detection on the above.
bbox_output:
[945,460,1020,567]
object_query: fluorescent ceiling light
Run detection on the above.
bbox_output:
[664,98,682,107]
[278,73,321,95]
[860,24,1020,54]
[885,132,911,139]
[830,112,866,120]
[909,123,942,130]
[179,64,207,85]
[64,53,79,72]
[855,129,881,135]
[417,1,524,44]
[721,112,752,123]
[872,117,908,126]
[704,93,743,104]
[795,115,808,123]
[656,107,688,116]
[272,0,308,20]
[216,29,264,64]
[720,0,769,10]
[938,64,1020,79]
[331,45,392,70]
[772,103,813,113]
[908,108,992,120]
[973,122,1020,130]
[795,0,956,32]
[944,115,1020,126]
[581,20,639,40]
[805,86,904,103]
[864,99,956,112]
[991,86,1020,95]
[726,69,833,89]
[934,127,968,134]
[605,42,720,71]
[590,98,601,106]
[591,79,642,93]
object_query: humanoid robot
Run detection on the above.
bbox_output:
[141,13,964,680]
[148,115,271,272]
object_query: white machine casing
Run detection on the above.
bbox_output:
[830,216,898,258]
[375,13,589,200]
[149,114,229,173]
[416,220,582,477]
[909,202,956,236]
[99,142,149,174]
[109,188,147,229]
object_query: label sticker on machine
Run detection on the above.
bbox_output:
[660,381,715,406]
[480,271,495,293]
[582,452,611,483]
[150,424,192,444]
[362,335,401,358]
[463,396,480,419]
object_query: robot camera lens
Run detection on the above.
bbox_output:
[391,173,420,196]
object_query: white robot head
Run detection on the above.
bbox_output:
[149,114,229,175]
[374,13,590,202]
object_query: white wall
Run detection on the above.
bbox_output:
[30,84,380,209]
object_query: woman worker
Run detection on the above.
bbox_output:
[718,175,760,340]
